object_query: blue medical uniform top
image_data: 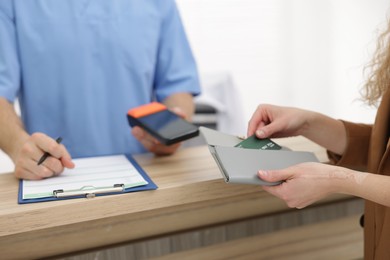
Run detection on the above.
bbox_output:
[0,0,200,157]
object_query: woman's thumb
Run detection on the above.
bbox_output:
[255,125,273,139]
[258,170,285,183]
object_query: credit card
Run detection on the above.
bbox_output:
[234,135,282,150]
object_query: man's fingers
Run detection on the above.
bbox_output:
[39,156,64,175]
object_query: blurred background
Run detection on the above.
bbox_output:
[179,0,389,132]
[1,0,390,173]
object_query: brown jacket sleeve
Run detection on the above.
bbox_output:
[327,120,372,171]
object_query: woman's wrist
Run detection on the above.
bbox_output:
[328,166,367,196]
[297,110,318,138]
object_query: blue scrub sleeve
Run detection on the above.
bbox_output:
[0,1,21,103]
[153,0,201,102]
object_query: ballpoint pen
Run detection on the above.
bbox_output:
[37,137,63,165]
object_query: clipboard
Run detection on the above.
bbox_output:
[200,127,319,186]
[18,154,157,204]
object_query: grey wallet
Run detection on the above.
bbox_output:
[200,127,319,186]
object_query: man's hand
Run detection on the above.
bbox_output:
[131,107,185,155]
[13,133,75,180]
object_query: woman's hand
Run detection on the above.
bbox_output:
[247,104,313,139]
[258,162,354,209]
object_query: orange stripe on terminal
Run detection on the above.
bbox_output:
[127,102,167,118]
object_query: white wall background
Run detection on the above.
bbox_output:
[1,0,390,173]
[177,0,390,128]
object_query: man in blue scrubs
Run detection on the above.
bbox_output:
[0,0,201,180]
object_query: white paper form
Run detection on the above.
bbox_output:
[22,155,148,199]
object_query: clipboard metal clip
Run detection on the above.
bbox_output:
[53,184,125,199]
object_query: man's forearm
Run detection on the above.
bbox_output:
[0,98,29,161]
[162,92,195,121]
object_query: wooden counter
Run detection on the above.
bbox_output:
[0,136,351,259]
